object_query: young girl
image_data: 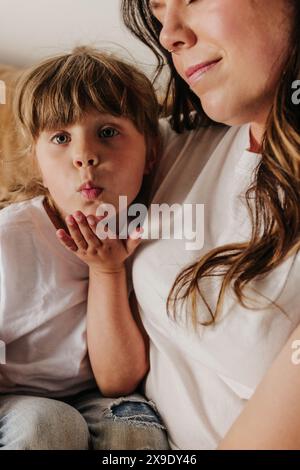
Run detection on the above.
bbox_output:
[0,46,169,450]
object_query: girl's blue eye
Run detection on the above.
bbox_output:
[99,127,120,139]
[51,134,70,145]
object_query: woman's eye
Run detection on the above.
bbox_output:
[99,127,120,139]
[51,134,70,145]
[149,1,163,20]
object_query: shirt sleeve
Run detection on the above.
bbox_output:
[0,219,38,339]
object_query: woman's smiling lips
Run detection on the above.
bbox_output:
[185,58,222,85]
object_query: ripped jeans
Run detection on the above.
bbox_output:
[0,388,169,450]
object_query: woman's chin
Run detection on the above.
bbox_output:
[200,98,243,127]
[199,88,255,127]
[199,93,226,122]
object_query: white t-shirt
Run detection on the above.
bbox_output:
[132,119,300,450]
[0,196,96,397]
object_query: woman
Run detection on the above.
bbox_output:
[120,0,300,449]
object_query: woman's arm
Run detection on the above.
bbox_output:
[56,211,148,397]
[218,323,300,450]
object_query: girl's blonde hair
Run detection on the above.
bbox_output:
[122,0,300,326]
[0,46,160,210]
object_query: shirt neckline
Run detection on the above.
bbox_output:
[234,123,262,172]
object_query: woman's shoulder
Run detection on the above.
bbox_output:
[158,115,229,145]
[158,116,229,166]
[153,117,229,199]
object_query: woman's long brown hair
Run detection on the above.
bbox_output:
[122,0,300,326]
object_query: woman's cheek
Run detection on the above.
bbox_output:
[172,56,186,81]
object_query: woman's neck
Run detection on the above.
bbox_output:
[249,123,264,153]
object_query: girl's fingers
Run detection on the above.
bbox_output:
[65,214,88,250]
[95,219,128,259]
[86,215,105,234]
[86,215,98,233]
[126,227,144,255]
[95,218,117,244]
[62,212,143,259]
[72,212,102,247]
[87,214,108,236]
[56,229,78,252]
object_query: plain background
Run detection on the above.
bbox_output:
[0,0,166,85]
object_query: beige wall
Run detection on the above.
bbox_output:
[0,0,158,79]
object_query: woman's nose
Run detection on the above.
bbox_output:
[159,6,196,53]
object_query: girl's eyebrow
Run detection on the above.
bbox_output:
[42,124,70,134]
[41,118,128,134]
[94,116,124,124]
[92,115,130,127]
[42,127,70,134]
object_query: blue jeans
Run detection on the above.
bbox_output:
[0,389,169,450]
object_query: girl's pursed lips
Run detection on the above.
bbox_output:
[80,188,103,201]
[77,180,102,192]
[77,180,104,201]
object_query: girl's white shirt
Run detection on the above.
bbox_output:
[0,196,96,397]
[132,119,300,450]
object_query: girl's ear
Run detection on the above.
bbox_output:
[144,136,161,175]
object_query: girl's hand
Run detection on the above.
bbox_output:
[56,211,143,274]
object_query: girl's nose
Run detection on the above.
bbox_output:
[73,155,100,169]
[159,5,196,53]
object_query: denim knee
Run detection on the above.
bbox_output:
[91,396,170,450]
[0,395,90,450]
[110,400,165,428]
